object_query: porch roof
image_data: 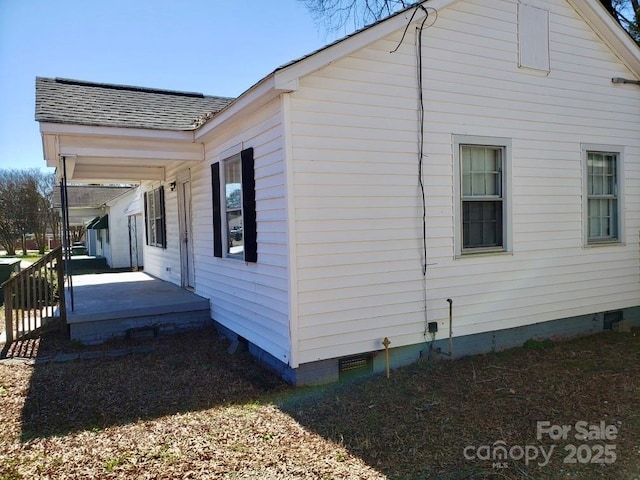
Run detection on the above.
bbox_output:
[36,81,227,182]
[36,77,234,131]
[52,185,133,208]
[86,215,108,230]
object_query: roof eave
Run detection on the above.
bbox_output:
[194,75,285,141]
[272,0,457,89]
[39,122,197,170]
[569,0,640,78]
[39,122,196,141]
[194,1,451,140]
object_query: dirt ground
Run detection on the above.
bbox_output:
[0,325,639,479]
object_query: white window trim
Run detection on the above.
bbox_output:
[221,152,244,260]
[582,144,625,247]
[453,135,512,258]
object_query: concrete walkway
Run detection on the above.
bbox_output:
[67,271,209,323]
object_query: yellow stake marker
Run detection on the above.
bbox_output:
[382,337,391,379]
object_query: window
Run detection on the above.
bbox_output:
[584,146,623,245]
[144,186,166,248]
[454,136,511,256]
[211,147,257,262]
[224,156,243,258]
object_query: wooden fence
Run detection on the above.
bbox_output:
[2,246,66,343]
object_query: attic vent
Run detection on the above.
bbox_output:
[339,354,372,380]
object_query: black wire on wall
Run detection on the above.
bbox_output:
[391,3,437,339]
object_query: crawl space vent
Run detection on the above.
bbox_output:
[603,310,623,330]
[339,355,372,380]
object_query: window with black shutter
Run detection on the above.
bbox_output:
[144,186,166,248]
[212,147,257,262]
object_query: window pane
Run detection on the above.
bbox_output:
[463,200,503,248]
[155,218,163,246]
[224,156,244,257]
[587,152,618,242]
[225,159,242,210]
[588,198,617,240]
[588,152,616,195]
[227,210,244,255]
[461,146,501,197]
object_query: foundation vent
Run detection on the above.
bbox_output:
[604,310,623,330]
[338,354,372,380]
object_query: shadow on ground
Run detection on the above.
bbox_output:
[277,331,640,479]
[8,325,640,479]
[17,326,288,441]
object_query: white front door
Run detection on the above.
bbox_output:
[177,172,195,289]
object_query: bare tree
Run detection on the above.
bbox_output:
[0,169,55,256]
[0,171,21,255]
[603,0,640,42]
[0,170,32,255]
[70,226,86,244]
[45,176,61,248]
[300,0,639,43]
[299,0,413,32]
[33,171,57,254]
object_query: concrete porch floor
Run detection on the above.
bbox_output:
[66,272,211,344]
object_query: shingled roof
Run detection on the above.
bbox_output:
[35,77,235,131]
[52,185,133,208]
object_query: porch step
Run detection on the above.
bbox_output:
[69,303,211,345]
[65,271,211,345]
[69,256,108,272]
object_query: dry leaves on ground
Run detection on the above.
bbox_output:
[0,326,639,479]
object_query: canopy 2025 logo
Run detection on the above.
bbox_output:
[463,420,619,469]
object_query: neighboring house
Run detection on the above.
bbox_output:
[53,185,142,268]
[53,184,131,231]
[36,0,640,385]
[106,186,144,269]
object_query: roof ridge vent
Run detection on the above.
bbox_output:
[54,77,206,98]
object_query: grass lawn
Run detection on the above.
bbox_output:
[0,327,639,479]
[1,251,45,261]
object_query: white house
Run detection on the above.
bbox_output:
[102,186,144,270]
[53,184,133,260]
[36,0,640,384]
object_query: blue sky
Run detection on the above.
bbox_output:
[0,0,341,171]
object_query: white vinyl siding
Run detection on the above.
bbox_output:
[106,189,144,269]
[198,99,290,364]
[142,162,191,287]
[145,99,290,364]
[288,0,640,365]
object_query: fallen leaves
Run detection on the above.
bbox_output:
[0,326,638,479]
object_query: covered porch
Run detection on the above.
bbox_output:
[67,271,210,345]
[34,78,232,346]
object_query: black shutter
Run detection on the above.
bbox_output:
[159,186,167,248]
[241,147,257,263]
[211,163,223,258]
[143,191,149,246]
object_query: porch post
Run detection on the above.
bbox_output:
[60,156,74,311]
